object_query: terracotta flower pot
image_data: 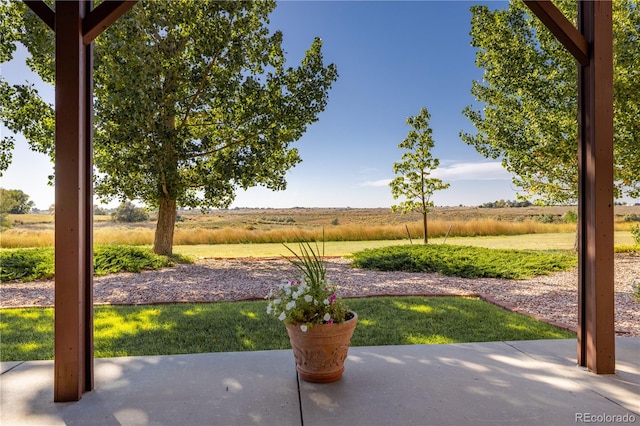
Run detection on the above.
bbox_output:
[285,312,358,383]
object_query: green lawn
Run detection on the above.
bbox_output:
[0,297,575,362]
[173,231,635,258]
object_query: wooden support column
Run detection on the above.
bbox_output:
[524,0,615,374]
[523,0,615,373]
[53,0,92,402]
[577,0,615,374]
[25,0,137,402]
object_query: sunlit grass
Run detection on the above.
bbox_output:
[174,231,634,257]
[1,297,574,361]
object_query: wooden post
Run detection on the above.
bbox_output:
[577,0,615,374]
[524,0,615,375]
[25,0,137,402]
[53,0,92,402]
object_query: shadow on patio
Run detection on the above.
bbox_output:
[2,338,638,425]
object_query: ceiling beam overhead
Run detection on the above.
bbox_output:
[524,0,589,66]
[83,0,138,45]
[24,0,54,31]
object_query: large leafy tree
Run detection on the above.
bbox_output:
[0,188,34,214]
[1,0,337,255]
[390,107,450,244]
[0,1,55,175]
[461,0,639,204]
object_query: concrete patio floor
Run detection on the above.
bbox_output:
[1,338,638,426]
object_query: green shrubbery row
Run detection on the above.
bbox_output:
[350,244,576,279]
[2,242,578,283]
[0,245,191,282]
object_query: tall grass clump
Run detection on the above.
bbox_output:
[94,227,155,245]
[0,229,54,248]
[403,219,575,238]
[174,226,319,245]
[1,219,580,249]
[350,244,576,279]
[172,220,574,245]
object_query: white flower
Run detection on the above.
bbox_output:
[304,294,313,303]
[278,312,286,321]
[266,303,273,314]
[300,324,308,332]
[323,313,331,322]
[286,301,296,310]
[273,298,281,305]
[323,299,330,305]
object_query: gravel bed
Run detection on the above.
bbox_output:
[2,254,638,336]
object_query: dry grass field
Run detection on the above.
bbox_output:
[2,205,639,249]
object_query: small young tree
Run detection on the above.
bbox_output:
[390,107,450,244]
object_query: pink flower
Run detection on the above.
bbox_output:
[327,319,334,325]
[329,294,337,305]
[289,279,300,286]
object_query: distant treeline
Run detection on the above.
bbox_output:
[479,199,533,208]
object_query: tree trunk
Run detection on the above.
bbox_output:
[153,197,177,255]
[423,211,428,244]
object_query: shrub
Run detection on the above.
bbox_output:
[623,214,640,222]
[563,210,578,224]
[93,245,175,275]
[111,201,149,223]
[631,224,640,245]
[532,213,558,224]
[350,244,576,279]
[0,248,55,281]
[0,245,191,282]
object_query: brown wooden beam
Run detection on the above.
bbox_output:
[83,0,138,45]
[24,0,55,31]
[23,0,136,401]
[84,32,95,395]
[577,0,615,374]
[524,0,589,66]
[53,0,93,402]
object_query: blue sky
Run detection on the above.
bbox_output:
[1,0,524,210]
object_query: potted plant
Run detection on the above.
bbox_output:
[266,241,357,383]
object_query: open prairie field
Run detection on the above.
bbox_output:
[172,204,640,228]
[2,205,639,249]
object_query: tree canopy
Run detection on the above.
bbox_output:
[1,1,338,254]
[0,188,34,214]
[390,107,449,244]
[461,0,639,204]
